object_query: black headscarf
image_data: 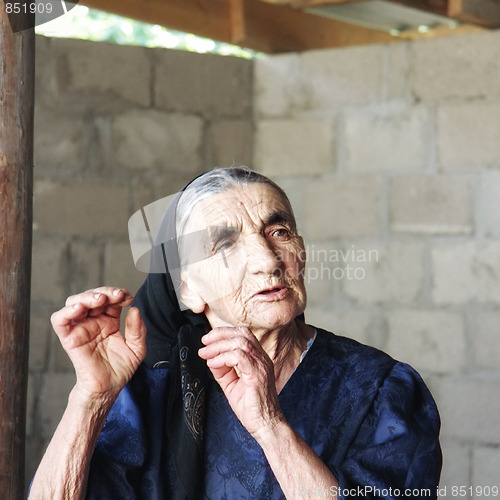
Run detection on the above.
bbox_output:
[132,187,211,500]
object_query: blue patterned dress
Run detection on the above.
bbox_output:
[86,329,441,499]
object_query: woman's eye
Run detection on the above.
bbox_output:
[271,228,289,238]
[214,240,234,253]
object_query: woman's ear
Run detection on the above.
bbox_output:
[179,273,206,314]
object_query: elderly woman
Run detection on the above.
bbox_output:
[30,167,441,499]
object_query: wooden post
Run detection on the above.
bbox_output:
[0,1,35,498]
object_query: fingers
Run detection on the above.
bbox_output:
[199,327,265,363]
[51,287,134,337]
[199,327,272,384]
[201,326,253,342]
[205,354,242,392]
[124,307,147,363]
[200,326,258,352]
[65,287,133,308]
[199,335,254,360]
[51,301,92,336]
[203,345,251,368]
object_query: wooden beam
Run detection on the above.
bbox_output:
[241,0,395,52]
[384,0,448,17]
[385,0,500,26]
[448,0,500,28]
[259,0,447,15]
[82,0,239,42]
[80,0,395,52]
[263,0,500,29]
[0,2,35,499]
[260,0,361,6]
[229,0,247,42]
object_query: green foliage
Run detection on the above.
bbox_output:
[35,5,257,59]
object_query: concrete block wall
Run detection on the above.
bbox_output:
[254,30,500,495]
[28,35,253,482]
[29,30,500,493]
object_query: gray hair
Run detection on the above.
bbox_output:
[175,166,296,241]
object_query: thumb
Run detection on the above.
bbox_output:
[124,307,147,362]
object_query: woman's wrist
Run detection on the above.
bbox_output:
[28,384,118,499]
[69,383,119,417]
[251,411,289,448]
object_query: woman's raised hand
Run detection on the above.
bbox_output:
[51,287,147,400]
[198,327,285,438]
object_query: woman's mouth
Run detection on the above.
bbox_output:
[253,287,288,301]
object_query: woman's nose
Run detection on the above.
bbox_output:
[246,234,281,275]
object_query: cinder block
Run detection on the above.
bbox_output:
[31,238,68,303]
[208,119,253,167]
[382,42,411,101]
[386,309,466,373]
[342,242,424,304]
[254,54,301,118]
[255,119,335,177]
[112,110,203,173]
[439,441,470,491]
[389,175,474,235]
[343,104,430,173]
[154,49,252,118]
[412,32,500,101]
[429,376,500,444]
[39,372,76,439]
[480,172,500,238]
[303,177,381,239]
[472,446,500,488]
[432,243,473,304]
[473,311,500,370]
[299,45,384,111]
[34,180,129,238]
[432,242,500,304]
[55,38,151,107]
[104,242,146,295]
[438,101,500,169]
[34,106,87,173]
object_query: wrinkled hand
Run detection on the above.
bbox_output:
[51,287,146,399]
[198,327,285,437]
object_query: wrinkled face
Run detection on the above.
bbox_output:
[179,183,307,332]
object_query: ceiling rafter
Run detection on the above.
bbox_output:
[80,0,495,52]
[80,0,395,52]
[260,0,500,28]
[448,0,500,28]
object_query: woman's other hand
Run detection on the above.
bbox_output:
[198,327,285,437]
[51,287,147,400]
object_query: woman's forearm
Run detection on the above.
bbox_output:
[254,418,339,500]
[28,385,116,500]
